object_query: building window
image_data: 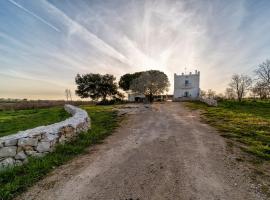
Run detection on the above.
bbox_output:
[184,91,189,97]
[185,80,189,85]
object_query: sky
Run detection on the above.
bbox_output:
[1,0,270,100]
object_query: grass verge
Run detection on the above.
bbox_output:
[0,107,70,137]
[185,100,270,160]
[0,105,119,200]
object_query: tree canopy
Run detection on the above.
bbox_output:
[118,72,142,91]
[130,70,170,102]
[75,73,118,101]
[75,70,169,102]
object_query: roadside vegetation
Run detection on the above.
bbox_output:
[0,107,70,137]
[0,105,119,200]
[185,100,270,160]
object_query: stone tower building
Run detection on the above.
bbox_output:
[173,70,200,100]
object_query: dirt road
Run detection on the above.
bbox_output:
[18,103,265,200]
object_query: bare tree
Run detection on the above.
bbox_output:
[254,60,270,98]
[65,89,69,101]
[225,88,235,100]
[255,59,270,87]
[68,89,72,101]
[65,89,73,102]
[229,74,252,102]
[206,89,216,99]
[251,82,269,99]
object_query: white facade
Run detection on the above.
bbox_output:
[174,70,200,99]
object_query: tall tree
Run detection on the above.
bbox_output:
[64,89,72,101]
[65,89,69,101]
[255,60,270,88]
[229,74,252,102]
[251,82,269,99]
[75,73,118,101]
[130,70,170,102]
[99,74,118,101]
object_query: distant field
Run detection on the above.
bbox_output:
[0,100,94,111]
[0,107,70,137]
[185,100,270,160]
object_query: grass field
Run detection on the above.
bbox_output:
[0,107,70,137]
[185,100,270,160]
[0,105,119,200]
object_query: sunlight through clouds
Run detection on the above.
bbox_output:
[1,0,270,99]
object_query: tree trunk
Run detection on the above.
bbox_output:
[102,94,107,102]
[149,93,153,103]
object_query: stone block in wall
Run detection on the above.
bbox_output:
[0,146,17,158]
[59,135,66,144]
[4,138,18,146]
[41,133,59,143]
[36,142,51,153]
[32,134,42,140]
[18,137,38,147]
[24,150,44,158]
[25,150,37,156]
[76,122,87,132]
[15,151,27,160]
[199,98,218,107]
[59,126,76,139]
[20,145,34,152]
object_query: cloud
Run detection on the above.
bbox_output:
[7,0,60,32]
[41,0,133,68]
[1,0,270,99]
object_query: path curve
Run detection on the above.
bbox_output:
[18,102,265,200]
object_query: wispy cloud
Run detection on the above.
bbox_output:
[7,0,60,32]
[42,0,132,67]
[1,0,270,99]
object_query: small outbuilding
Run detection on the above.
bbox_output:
[128,93,146,102]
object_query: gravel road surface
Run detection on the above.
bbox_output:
[18,102,265,200]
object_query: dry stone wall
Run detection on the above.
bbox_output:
[0,105,90,169]
[199,98,218,107]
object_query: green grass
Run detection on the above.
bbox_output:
[0,107,70,137]
[0,105,119,200]
[185,100,270,160]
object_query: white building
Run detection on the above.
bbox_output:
[173,70,200,100]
